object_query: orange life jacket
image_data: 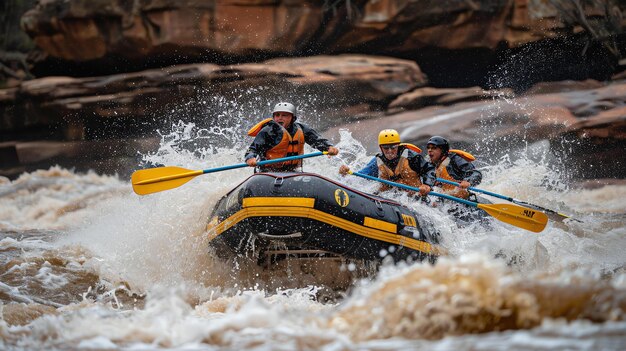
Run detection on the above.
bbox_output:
[377,148,422,193]
[247,118,305,170]
[400,143,422,153]
[434,149,475,199]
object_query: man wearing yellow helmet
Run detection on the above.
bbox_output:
[339,129,434,196]
[245,102,339,172]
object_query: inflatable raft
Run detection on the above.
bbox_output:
[205,172,442,266]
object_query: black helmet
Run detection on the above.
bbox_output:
[427,136,449,154]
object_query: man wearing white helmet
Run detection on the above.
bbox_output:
[245,102,339,172]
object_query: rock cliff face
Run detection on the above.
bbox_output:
[1,0,624,179]
[552,101,626,179]
[10,0,623,86]
[1,54,425,138]
[20,0,623,60]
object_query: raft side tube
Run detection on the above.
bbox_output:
[206,172,441,263]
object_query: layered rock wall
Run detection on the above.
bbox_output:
[0,55,425,140]
[21,0,624,64]
[1,0,624,179]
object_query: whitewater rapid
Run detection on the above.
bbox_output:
[1,124,625,350]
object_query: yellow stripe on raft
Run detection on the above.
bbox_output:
[363,217,397,233]
[243,197,315,208]
[207,205,437,255]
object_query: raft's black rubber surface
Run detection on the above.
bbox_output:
[206,173,441,264]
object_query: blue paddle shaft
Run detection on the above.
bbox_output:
[436,177,572,219]
[352,172,477,207]
[202,152,325,174]
[436,178,513,201]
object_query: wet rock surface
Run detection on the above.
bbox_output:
[0,54,424,138]
[328,81,626,179]
[1,0,625,180]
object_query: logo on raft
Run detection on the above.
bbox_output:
[334,189,350,207]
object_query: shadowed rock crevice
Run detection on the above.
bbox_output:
[488,34,621,92]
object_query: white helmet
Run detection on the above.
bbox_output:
[272,102,296,117]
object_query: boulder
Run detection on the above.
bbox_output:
[0,138,159,180]
[388,86,514,113]
[522,80,605,95]
[551,106,626,179]
[327,81,626,179]
[327,98,579,156]
[0,54,425,140]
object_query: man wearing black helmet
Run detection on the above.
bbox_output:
[245,102,339,172]
[426,136,482,199]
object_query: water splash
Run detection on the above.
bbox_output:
[332,253,626,341]
[1,116,626,350]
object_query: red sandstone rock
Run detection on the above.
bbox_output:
[388,86,514,113]
[0,55,425,139]
[329,82,626,155]
[20,0,623,62]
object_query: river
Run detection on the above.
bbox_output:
[1,123,625,350]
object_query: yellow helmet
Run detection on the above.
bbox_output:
[378,129,401,145]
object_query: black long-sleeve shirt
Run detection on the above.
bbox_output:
[438,153,482,186]
[244,121,333,168]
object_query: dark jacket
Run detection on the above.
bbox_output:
[244,121,333,171]
[435,152,482,186]
[359,147,436,187]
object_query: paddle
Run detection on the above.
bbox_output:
[348,171,548,233]
[436,178,576,222]
[132,151,328,195]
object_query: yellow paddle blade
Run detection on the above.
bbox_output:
[477,203,549,233]
[131,166,203,195]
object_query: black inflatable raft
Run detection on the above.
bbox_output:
[206,172,442,265]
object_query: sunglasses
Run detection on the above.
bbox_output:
[381,145,399,150]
